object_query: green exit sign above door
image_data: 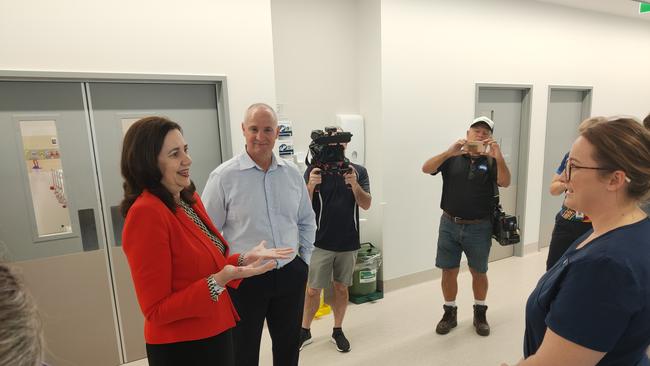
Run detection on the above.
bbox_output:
[641,3,650,13]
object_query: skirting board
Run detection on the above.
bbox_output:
[381,262,469,293]
[381,242,540,293]
[522,242,540,256]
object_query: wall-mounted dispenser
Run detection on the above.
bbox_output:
[336,114,365,165]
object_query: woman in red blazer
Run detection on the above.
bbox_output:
[120,116,292,366]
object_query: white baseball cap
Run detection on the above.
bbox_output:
[470,116,494,132]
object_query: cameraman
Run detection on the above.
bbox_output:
[300,128,371,353]
[421,116,510,337]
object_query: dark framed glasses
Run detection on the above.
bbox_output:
[564,163,631,183]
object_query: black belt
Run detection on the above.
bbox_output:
[443,211,487,225]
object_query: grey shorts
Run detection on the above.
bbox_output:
[307,247,358,289]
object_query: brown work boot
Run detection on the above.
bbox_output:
[435,305,457,335]
[473,304,490,336]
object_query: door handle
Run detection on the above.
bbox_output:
[78,208,99,251]
[110,205,124,246]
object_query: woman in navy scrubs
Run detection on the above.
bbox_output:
[506,117,650,366]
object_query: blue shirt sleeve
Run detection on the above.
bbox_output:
[556,152,569,175]
[201,170,227,232]
[304,166,313,184]
[546,256,641,352]
[295,168,316,264]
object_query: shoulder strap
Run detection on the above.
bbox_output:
[487,156,500,206]
[486,156,496,181]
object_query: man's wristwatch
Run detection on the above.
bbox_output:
[206,276,225,302]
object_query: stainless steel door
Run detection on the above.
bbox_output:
[477,88,525,261]
[88,82,222,362]
[539,88,591,249]
[0,81,121,366]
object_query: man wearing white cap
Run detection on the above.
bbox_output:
[421,116,511,337]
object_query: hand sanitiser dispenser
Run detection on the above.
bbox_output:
[335,114,365,165]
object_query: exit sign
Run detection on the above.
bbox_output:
[641,3,650,13]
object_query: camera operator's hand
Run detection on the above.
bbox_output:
[306,167,322,199]
[484,138,512,187]
[307,168,322,189]
[344,165,372,209]
[344,165,359,188]
[448,139,467,157]
[422,139,466,174]
[484,138,503,159]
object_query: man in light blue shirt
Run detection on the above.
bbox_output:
[202,103,316,366]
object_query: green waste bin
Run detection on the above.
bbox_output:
[350,243,382,296]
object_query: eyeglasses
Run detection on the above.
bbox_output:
[564,163,610,182]
[564,163,632,183]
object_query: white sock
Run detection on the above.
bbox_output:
[475,300,486,306]
[444,301,457,307]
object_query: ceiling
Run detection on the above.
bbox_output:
[534,0,650,22]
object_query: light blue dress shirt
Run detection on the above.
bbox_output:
[201,152,316,267]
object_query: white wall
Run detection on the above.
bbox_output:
[357,0,384,252]
[271,0,385,251]
[0,0,277,152]
[379,0,650,280]
[270,0,650,282]
[6,0,648,284]
[271,0,360,157]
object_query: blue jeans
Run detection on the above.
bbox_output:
[435,214,492,273]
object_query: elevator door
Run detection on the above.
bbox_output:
[88,82,222,362]
[0,81,121,366]
[477,87,529,261]
[539,88,591,249]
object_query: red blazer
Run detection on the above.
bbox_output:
[122,190,242,344]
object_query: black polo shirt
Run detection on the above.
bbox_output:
[304,163,370,252]
[433,155,495,220]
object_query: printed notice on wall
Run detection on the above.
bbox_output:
[279,120,293,137]
[279,140,294,157]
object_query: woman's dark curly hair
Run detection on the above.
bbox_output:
[120,116,195,217]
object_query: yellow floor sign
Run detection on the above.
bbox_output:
[314,291,331,318]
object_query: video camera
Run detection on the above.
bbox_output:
[492,204,521,246]
[306,126,353,175]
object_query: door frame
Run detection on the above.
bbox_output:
[546,85,593,123]
[539,86,593,251]
[474,83,533,258]
[0,70,233,160]
[0,71,231,364]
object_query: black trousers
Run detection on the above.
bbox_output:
[228,256,308,366]
[546,212,592,270]
[145,329,234,366]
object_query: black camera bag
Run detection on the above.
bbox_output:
[489,158,521,246]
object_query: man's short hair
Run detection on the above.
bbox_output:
[643,114,650,130]
[244,103,278,124]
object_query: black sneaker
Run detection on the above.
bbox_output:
[299,328,312,351]
[473,304,490,336]
[331,329,351,352]
[435,305,458,335]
